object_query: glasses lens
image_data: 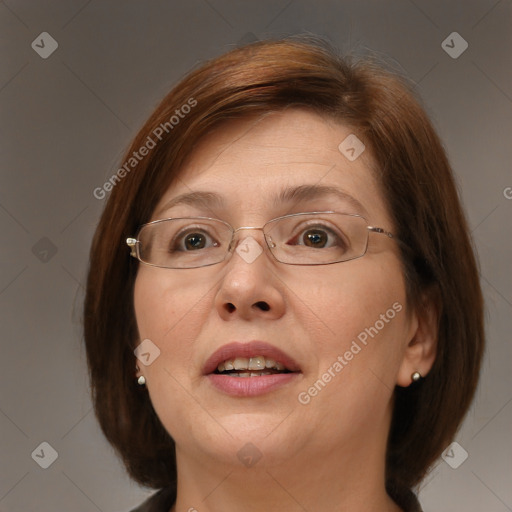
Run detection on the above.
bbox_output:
[137,218,232,268]
[266,213,369,265]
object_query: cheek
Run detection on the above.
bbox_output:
[133,270,207,436]
[306,256,408,378]
[133,269,208,369]
[295,259,408,435]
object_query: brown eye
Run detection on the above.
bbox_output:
[288,223,347,250]
[303,229,328,248]
[183,233,207,250]
[171,228,219,252]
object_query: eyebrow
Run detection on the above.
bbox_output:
[155,184,368,218]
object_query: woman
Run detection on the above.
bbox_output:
[84,37,485,512]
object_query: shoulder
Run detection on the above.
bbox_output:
[128,485,423,512]
[129,487,176,512]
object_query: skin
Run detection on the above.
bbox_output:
[133,108,438,512]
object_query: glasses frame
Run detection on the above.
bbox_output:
[126,211,395,269]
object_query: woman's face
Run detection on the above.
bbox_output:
[133,109,418,470]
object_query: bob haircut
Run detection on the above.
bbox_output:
[83,36,485,501]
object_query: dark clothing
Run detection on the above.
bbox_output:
[130,486,423,511]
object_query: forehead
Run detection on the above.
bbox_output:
[183,109,365,173]
[153,109,389,224]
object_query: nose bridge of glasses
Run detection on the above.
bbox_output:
[233,226,265,235]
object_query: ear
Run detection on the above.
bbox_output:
[396,287,441,387]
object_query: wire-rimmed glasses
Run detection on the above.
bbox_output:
[126,211,395,269]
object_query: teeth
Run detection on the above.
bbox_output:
[248,356,265,370]
[216,355,288,373]
[233,357,249,370]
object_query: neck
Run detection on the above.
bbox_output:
[170,410,402,512]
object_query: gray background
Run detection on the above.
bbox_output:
[1,1,511,511]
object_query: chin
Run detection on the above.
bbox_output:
[176,411,307,469]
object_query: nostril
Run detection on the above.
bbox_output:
[255,301,270,311]
[225,303,236,313]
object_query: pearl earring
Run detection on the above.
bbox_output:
[135,364,146,386]
[411,371,422,382]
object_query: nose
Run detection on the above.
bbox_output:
[214,228,286,321]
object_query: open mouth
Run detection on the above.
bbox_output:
[214,355,293,377]
[203,341,301,396]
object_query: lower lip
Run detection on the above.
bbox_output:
[206,373,299,397]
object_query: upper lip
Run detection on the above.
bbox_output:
[202,341,301,375]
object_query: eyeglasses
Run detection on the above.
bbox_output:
[126,211,395,269]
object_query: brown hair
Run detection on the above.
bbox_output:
[83,36,485,499]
